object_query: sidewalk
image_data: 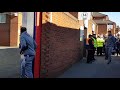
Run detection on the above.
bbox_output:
[58,55,120,78]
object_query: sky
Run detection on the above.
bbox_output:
[100,12,120,26]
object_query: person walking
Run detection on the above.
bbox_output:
[20,27,37,78]
[105,31,116,64]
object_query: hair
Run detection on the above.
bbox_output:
[97,36,100,38]
[21,27,27,33]
[89,34,92,38]
[108,31,111,33]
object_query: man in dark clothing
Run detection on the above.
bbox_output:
[87,34,94,63]
[116,39,120,56]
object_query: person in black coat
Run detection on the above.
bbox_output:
[87,34,94,63]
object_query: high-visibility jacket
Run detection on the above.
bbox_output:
[97,38,104,47]
[92,37,97,48]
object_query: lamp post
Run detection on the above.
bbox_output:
[80,12,88,58]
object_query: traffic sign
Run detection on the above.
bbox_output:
[81,12,88,20]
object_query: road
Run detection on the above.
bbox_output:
[58,55,120,78]
[0,47,20,78]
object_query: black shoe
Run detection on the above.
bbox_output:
[105,58,108,60]
[86,61,92,64]
[107,60,111,64]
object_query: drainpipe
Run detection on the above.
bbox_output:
[34,12,42,78]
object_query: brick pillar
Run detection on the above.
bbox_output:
[10,14,18,46]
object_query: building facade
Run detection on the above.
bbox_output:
[0,12,22,47]
[79,12,116,38]
[41,12,83,78]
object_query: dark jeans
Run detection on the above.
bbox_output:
[105,47,112,61]
[116,49,120,56]
[87,49,93,63]
[97,47,103,56]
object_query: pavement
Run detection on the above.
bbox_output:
[1,46,120,78]
[0,47,20,78]
[58,54,120,78]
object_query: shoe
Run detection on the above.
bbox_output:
[107,60,111,64]
[105,58,108,60]
[86,61,92,64]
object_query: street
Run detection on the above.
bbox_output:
[0,47,20,78]
[58,55,120,78]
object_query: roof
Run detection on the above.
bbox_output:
[92,12,107,17]
[93,20,115,25]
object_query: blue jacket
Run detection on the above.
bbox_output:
[20,31,37,56]
[105,35,116,48]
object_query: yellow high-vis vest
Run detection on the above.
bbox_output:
[97,38,104,47]
[92,37,97,48]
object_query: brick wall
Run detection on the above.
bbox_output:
[93,16,107,20]
[41,12,82,78]
[88,20,93,35]
[98,24,107,35]
[69,12,78,18]
[10,15,18,46]
[0,15,10,46]
[41,22,81,78]
[52,12,80,29]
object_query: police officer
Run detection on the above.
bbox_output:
[20,27,37,78]
[97,35,105,56]
[92,34,97,60]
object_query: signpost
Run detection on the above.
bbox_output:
[80,12,88,41]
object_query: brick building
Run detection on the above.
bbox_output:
[42,12,82,78]
[91,12,116,36]
[0,12,22,46]
[79,12,116,38]
[115,26,120,35]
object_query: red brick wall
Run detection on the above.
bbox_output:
[0,15,10,46]
[98,24,107,35]
[69,12,78,18]
[10,15,18,46]
[93,16,107,20]
[41,22,81,78]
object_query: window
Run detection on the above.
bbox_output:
[0,14,6,23]
[107,24,113,30]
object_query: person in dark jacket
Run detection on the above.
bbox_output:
[116,39,120,56]
[87,34,94,63]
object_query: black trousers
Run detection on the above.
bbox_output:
[92,47,96,59]
[87,49,93,63]
[97,47,103,56]
[116,49,120,56]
